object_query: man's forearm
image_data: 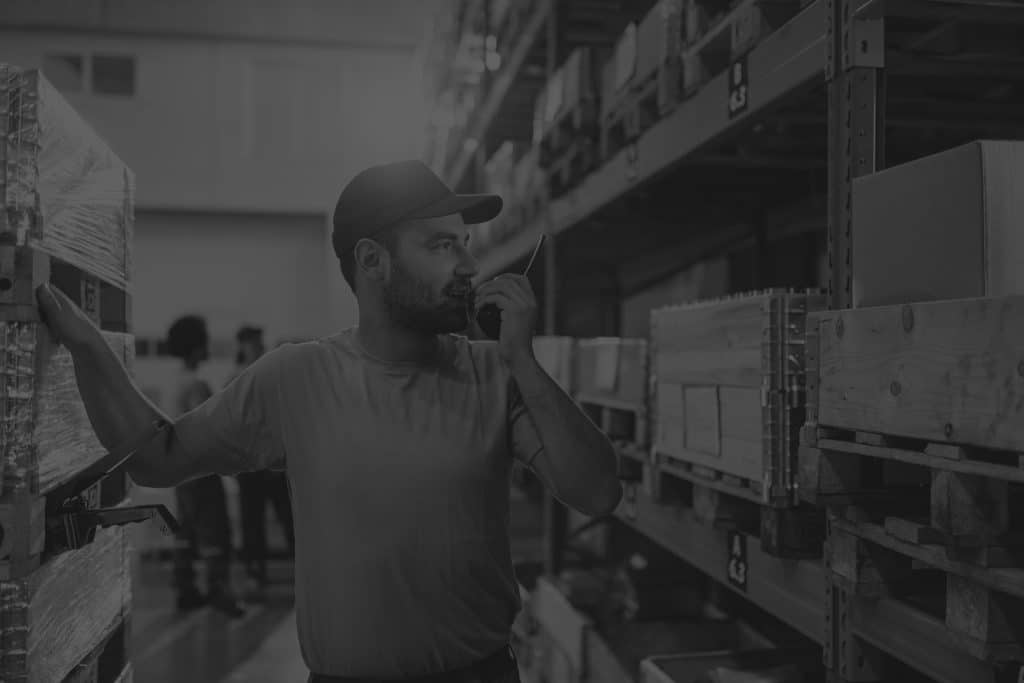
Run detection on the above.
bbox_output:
[510,353,622,516]
[69,334,181,486]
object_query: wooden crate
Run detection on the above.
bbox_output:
[538,47,603,170]
[600,0,683,160]
[650,289,826,507]
[805,297,1024,469]
[0,64,135,683]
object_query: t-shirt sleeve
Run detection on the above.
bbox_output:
[172,351,286,475]
[508,378,545,467]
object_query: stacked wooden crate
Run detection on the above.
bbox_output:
[679,0,802,98]
[535,46,605,198]
[600,0,683,160]
[800,141,1024,680]
[649,289,827,556]
[0,65,135,683]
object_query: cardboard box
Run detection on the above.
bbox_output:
[852,140,1024,307]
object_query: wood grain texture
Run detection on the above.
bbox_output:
[651,295,766,387]
[0,66,134,290]
[815,297,1024,452]
[683,387,720,455]
[0,526,130,683]
[33,329,133,494]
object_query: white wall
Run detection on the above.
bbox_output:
[0,31,428,213]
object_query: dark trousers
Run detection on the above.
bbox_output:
[307,646,520,683]
[238,470,295,581]
[173,474,233,595]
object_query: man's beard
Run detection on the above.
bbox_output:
[382,261,470,335]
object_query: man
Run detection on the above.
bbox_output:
[35,160,622,682]
[230,325,295,600]
[166,314,245,618]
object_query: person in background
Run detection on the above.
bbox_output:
[230,325,295,601]
[166,315,245,618]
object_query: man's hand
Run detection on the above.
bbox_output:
[35,283,103,352]
[473,273,538,366]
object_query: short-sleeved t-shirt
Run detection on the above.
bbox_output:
[172,328,544,677]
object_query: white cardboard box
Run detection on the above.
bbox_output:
[852,140,1024,307]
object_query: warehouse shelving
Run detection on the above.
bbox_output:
[477,0,827,278]
[426,1,1024,681]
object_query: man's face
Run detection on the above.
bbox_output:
[379,214,479,334]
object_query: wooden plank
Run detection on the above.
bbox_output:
[815,298,1024,453]
[1,66,134,290]
[931,471,1009,545]
[718,386,763,442]
[833,518,1024,600]
[0,526,130,683]
[683,386,720,455]
[651,295,765,388]
[30,329,133,494]
[946,575,1024,661]
[655,349,763,387]
[655,383,686,454]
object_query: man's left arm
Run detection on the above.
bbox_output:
[510,357,623,516]
[474,272,623,517]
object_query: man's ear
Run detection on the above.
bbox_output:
[353,238,389,283]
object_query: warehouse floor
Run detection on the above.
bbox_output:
[128,485,545,682]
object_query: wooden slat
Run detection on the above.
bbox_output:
[1,66,133,291]
[815,298,1024,452]
[655,349,763,386]
[651,294,766,354]
[33,329,132,494]
[655,383,685,453]
[683,386,720,455]
[0,526,130,683]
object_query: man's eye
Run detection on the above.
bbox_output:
[436,239,453,250]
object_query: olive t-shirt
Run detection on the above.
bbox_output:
[171,328,544,677]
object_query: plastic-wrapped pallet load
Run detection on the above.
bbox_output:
[0,64,136,683]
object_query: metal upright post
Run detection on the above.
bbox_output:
[541,0,568,579]
[824,0,886,680]
[826,0,885,311]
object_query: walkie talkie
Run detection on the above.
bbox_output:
[475,233,547,340]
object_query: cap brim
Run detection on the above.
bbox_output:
[408,193,503,224]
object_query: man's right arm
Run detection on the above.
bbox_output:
[38,284,282,487]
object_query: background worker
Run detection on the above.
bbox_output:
[166,315,245,618]
[34,159,622,682]
[230,325,295,601]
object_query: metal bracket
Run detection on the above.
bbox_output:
[848,18,885,69]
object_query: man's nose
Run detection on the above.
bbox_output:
[455,247,479,280]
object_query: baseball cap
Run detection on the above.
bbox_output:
[331,160,503,259]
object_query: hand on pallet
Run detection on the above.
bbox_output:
[35,282,102,351]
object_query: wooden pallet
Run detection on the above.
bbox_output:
[0,64,136,683]
[827,510,1024,664]
[800,425,1024,552]
[646,459,824,559]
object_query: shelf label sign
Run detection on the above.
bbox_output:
[727,530,748,591]
[728,57,749,119]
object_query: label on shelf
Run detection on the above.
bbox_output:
[727,56,749,119]
[727,530,748,591]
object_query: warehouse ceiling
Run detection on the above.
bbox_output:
[0,0,444,50]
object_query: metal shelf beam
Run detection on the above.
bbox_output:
[614,493,826,645]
